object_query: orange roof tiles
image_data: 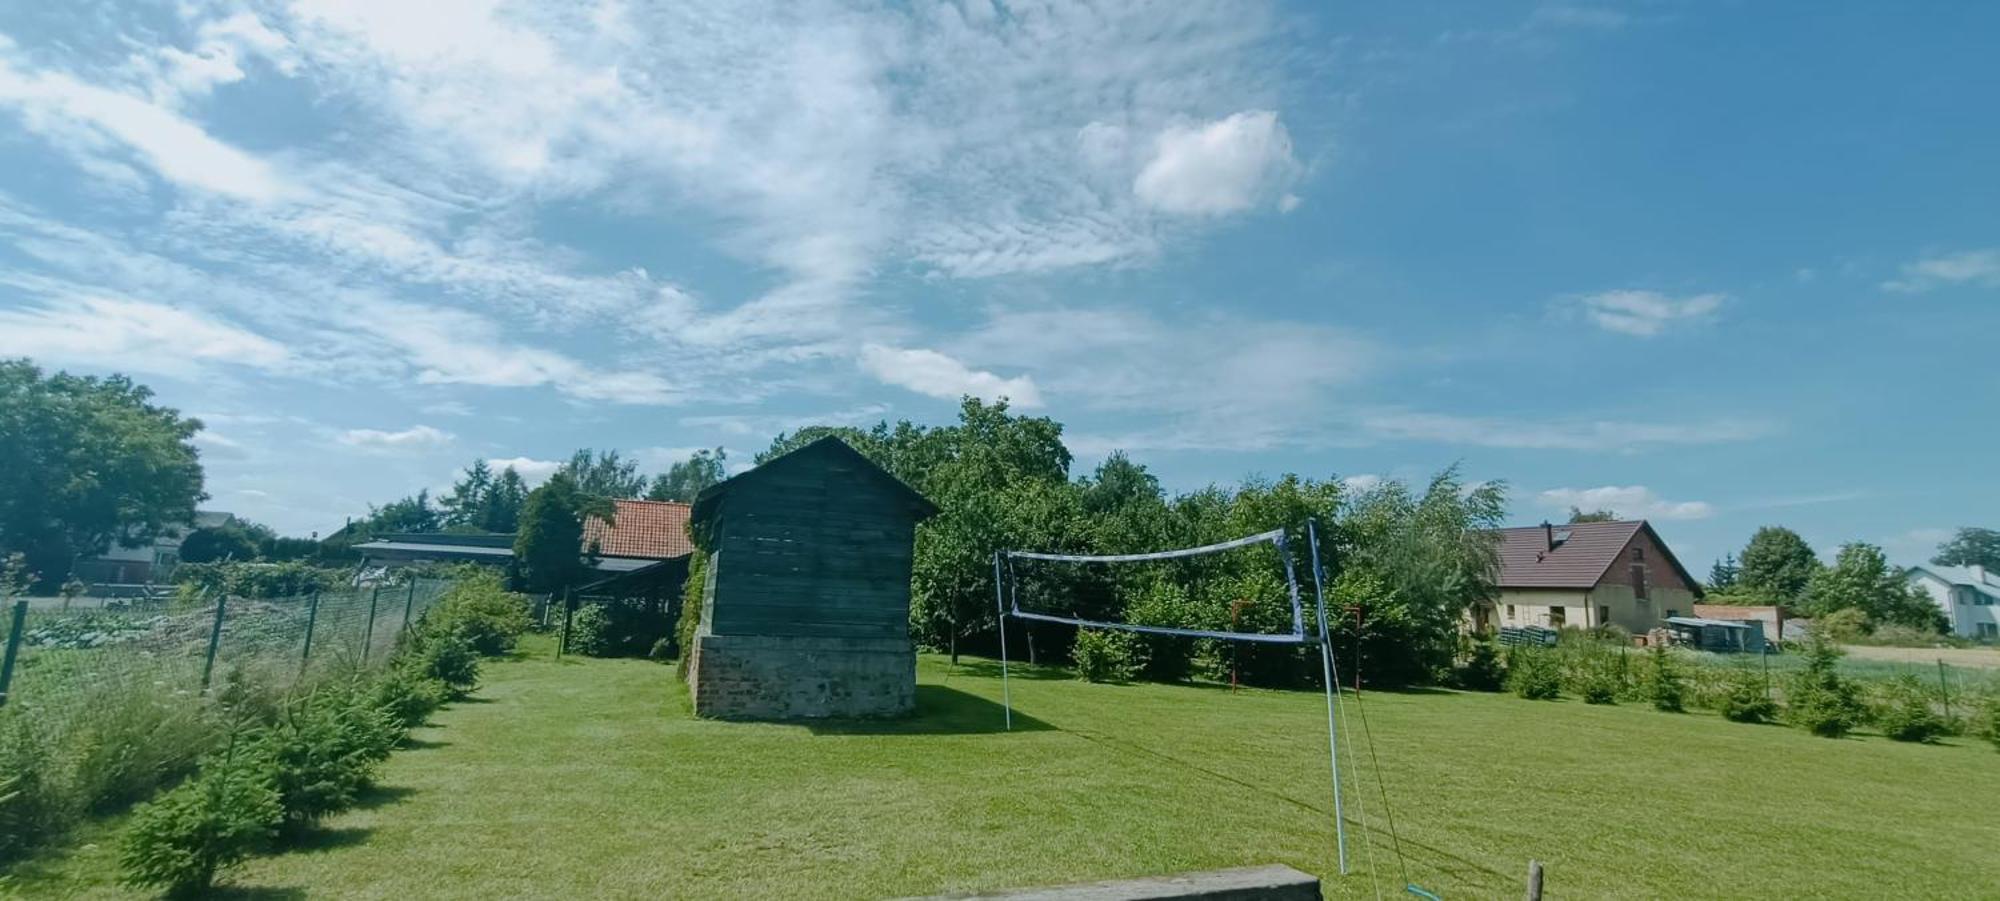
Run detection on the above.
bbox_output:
[582,499,694,559]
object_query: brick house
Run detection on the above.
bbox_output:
[1469,520,1703,635]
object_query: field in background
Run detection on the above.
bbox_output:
[1839,643,2000,670]
[16,635,2000,899]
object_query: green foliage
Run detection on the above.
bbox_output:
[1567,507,1618,523]
[65,687,221,813]
[369,666,448,730]
[178,524,262,564]
[675,547,709,677]
[568,603,612,656]
[1813,606,1871,642]
[556,448,648,500]
[1931,527,2000,571]
[1455,640,1505,691]
[1572,647,1622,705]
[1071,629,1142,683]
[1979,696,2000,752]
[1787,638,1868,738]
[1708,554,1740,593]
[0,360,206,589]
[399,633,480,698]
[1874,675,1946,743]
[1508,646,1561,700]
[514,472,607,593]
[424,571,530,656]
[1737,526,1821,604]
[0,717,59,863]
[439,459,530,534]
[172,561,348,599]
[250,691,385,826]
[647,447,727,502]
[1644,646,1686,712]
[118,742,281,897]
[1123,581,1206,682]
[1718,669,1778,723]
[1803,542,1946,632]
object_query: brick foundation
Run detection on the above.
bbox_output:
[688,630,915,719]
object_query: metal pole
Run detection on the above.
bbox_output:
[1307,519,1348,876]
[1936,660,1952,724]
[361,585,381,664]
[1525,860,1544,901]
[403,579,418,634]
[0,600,27,708]
[993,552,1011,731]
[300,591,321,673]
[200,593,228,692]
[558,588,574,657]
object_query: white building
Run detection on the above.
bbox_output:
[1906,564,2000,641]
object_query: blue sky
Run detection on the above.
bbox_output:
[0,1,1994,570]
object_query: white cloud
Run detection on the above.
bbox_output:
[338,424,454,450]
[1134,111,1299,215]
[0,51,292,201]
[1571,290,1724,337]
[347,300,680,405]
[1537,485,1713,521]
[0,296,290,377]
[858,344,1042,408]
[1882,248,2000,292]
[1341,474,1384,493]
[1360,411,1772,451]
[487,456,562,486]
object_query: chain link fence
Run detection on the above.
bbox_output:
[0,578,451,716]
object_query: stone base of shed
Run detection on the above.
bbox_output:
[689,632,915,719]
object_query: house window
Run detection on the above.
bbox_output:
[1980,623,1998,640]
[1633,546,1645,561]
[1632,564,1649,600]
[1599,605,1611,625]
[1549,606,1566,628]
[1506,604,1516,619]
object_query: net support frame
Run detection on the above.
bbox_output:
[992,522,1347,877]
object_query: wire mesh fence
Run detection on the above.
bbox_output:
[0,578,451,717]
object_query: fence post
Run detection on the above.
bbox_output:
[300,591,321,673]
[1525,860,1544,901]
[1937,659,1952,722]
[199,593,228,693]
[0,600,28,708]
[558,588,574,658]
[402,579,418,634]
[361,585,382,664]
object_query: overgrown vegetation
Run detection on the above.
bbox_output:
[1071,629,1142,683]
[1507,646,1561,700]
[1717,669,1778,723]
[1786,638,1869,738]
[172,561,350,600]
[1873,674,1947,743]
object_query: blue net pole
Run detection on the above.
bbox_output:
[1308,519,1349,877]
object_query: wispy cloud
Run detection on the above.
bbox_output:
[858,345,1042,408]
[0,296,290,378]
[337,424,453,451]
[1360,411,1772,451]
[1882,248,2000,292]
[1569,290,1725,337]
[1537,485,1713,520]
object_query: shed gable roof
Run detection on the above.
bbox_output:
[690,436,940,529]
[1487,520,1701,596]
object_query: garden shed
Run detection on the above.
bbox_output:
[685,436,938,719]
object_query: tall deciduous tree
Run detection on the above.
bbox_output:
[1932,527,2000,571]
[647,448,727,502]
[0,359,205,585]
[1803,542,1945,632]
[1737,526,1820,603]
[557,449,647,499]
[513,472,607,593]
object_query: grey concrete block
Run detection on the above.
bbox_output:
[911,865,1322,901]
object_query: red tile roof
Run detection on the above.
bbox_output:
[582,499,694,560]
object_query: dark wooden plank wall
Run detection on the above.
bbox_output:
[706,458,919,639]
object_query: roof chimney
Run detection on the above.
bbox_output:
[1543,521,1554,551]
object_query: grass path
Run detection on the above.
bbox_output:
[20,636,2000,899]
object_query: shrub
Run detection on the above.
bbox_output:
[173,561,349,600]
[0,717,61,863]
[1508,647,1561,700]
[67,686,222,814]
[1125,581,1207,682]
[425,572,531,656]
[1455,640,1505,692]
[370,667,448,730]
[250,703,374,827]
[1645,646,1686,712]
[119,743,282,897]
[400,633,480,698]
[1874,675,1946,743]
[1979,696,2000,752]
[1787,638,1867,738]
[567,603,612,656]
[1579,660,1620,705]
[1814,607,1871,643]
[1072,629,1142,683]
[1718,669,1778,723]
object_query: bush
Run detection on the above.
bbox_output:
[1645,646,1686,712]
[119,744,282,897]
[1508,647,1561,700]
[425,572,531,656]
[67,686,222,814]
[1072,629,1142,683]
[173,562,349,600]
[1787,638,1867,738]
[567,603,612,656]
[250,703,374,827]
[1455,640,1505,692]
[1125,582,1207,682]
[400,633,480,698]
[1979,696,2000,752]
[1718,669,1778,723]
[1875,675,1946,743]
[1814,607,1871,643]
[370,666,448,730]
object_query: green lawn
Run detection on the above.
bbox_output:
[18,635,2000,899]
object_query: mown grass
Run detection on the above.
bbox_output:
[16,633,1999,899]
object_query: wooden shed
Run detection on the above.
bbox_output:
[684,436,938,719]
